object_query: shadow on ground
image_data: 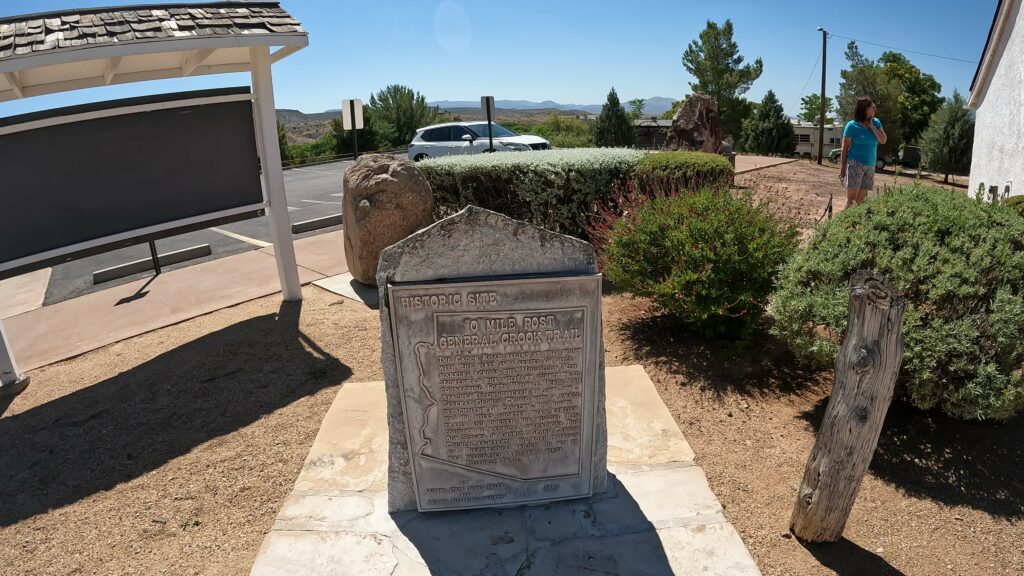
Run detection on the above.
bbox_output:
[800,398,1024,519]
[393,474,676,575]
[0,301,351,527]
[617,311,827,398]
[802,538,906,576]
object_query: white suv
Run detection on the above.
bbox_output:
[408,122,551,161]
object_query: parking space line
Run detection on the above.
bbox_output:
[289,166,347,174]
[301,199,342,205]
[208,227,272,248]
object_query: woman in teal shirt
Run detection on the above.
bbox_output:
[839,97,887,207]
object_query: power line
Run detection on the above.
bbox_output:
[791,48,822,114]
[828,33,976,64]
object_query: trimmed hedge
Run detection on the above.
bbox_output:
[771,186,1024,421]
[595,189,798,335]
[635,150,734,193]
[1005,194,1024,218]
[418,148,643,237]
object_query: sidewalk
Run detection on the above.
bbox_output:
[251,365,761,575]
[4,231,346,372]
[0,268,51,320]
[734,155,797,175]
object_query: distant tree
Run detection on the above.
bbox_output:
[681,19,763,141]
[331,107,399,155]
[799,94,834,125]
[920,89,974,183]
[277,121,292,164]
[836,42,942,157]
[660,99,683,120]
[878,52,943,142]
[627,97,646,121]
[593,88,634,147]
[740,90,795,155]
[366,84,439,146]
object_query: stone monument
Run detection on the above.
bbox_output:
[377,206,607,512]
[664,92,724,153]
[343,154,434,286]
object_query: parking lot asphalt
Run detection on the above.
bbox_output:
[42,160,352,305]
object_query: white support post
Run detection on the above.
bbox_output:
[0,318,29,397]
[3,71,23,98]
[250,45,302,302]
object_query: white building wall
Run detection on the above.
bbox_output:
[969,1,1024,199]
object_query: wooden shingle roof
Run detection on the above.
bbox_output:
[0,2,303,60]
[0,2,306,102]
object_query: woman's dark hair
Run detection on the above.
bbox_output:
[854,97,875,122]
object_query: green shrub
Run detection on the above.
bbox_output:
[418,148,643,237]
[1004,195,1024,218]
[635,150,734,192]
[285,133,337,166]
[595,188,798,334]
[771,185,1024,421]
[506,115,594,148]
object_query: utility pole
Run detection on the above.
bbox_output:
[816,27,828,165]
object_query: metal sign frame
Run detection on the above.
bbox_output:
[0,90,267,280]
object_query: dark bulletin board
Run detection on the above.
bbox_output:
[0,88,264,272]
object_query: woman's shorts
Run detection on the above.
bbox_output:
[845,160,874,190]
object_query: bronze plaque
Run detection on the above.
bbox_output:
[388,275,602,511]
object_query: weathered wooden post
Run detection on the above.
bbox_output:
[790,271,906,542]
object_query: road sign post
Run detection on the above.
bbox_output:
[342,98,365,157]
[481,96,496,152]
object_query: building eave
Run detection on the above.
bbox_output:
[968,0,1022,109]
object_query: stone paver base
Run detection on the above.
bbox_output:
[250,365,761,575]
[312,272,379,309]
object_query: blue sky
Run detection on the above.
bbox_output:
[0,0,997,117]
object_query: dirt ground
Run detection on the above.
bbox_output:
[602,295,1023,576]
[0,160,1015,575]
[0,288,384,575]
[736,158,969,230]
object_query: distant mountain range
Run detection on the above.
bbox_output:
[429,96,677,117]
[276,96,678,125]
[276,109,341,124]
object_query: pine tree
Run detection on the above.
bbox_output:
[593,88,634,147]
[740,90,795,155]
[682,20,763,141]
[920,89,974,183]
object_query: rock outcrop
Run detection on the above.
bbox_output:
[663,92,724,153]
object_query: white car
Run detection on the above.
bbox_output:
[408,121,551,161]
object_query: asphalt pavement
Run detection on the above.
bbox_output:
[42,160,353,305]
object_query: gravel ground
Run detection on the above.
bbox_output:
[0,161,1013,576]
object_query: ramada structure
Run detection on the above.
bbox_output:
[0,2,307,396]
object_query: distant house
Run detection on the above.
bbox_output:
[791,121,842,160]
[633,118,672,149]
[967,0,1023,200]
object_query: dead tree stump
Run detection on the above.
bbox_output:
[790,271,907,542]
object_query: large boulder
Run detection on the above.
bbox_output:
[343,155,434,285]
[663,92,724,153]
